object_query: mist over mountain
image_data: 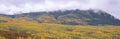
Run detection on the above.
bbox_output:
[0,0,120,19]
[0,0,120,39]
[0,9,120,25]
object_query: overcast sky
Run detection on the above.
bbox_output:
[0,0,120,19]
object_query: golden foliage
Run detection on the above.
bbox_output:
[0,18,120,39]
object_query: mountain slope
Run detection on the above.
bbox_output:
[0,9,120,25]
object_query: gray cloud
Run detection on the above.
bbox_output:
[0,0,120,19]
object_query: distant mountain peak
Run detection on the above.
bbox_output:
[0,9,120,25]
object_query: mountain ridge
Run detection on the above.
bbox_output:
[0,9,120,25]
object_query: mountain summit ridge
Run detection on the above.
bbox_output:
[0,9,120,25]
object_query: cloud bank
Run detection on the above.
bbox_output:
[0,0,120,19]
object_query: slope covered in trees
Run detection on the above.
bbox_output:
[0,9,120,25]
[0,9,120,39]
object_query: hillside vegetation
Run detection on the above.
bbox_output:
[0,17,120,39]
[0,9,120,25]
[0,9,120,39]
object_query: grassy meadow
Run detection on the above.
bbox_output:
[0,17,120,39]
[0,22,120,39]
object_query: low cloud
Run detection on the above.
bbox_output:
[0,0,120,19]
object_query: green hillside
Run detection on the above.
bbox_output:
[1,9,120,25]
